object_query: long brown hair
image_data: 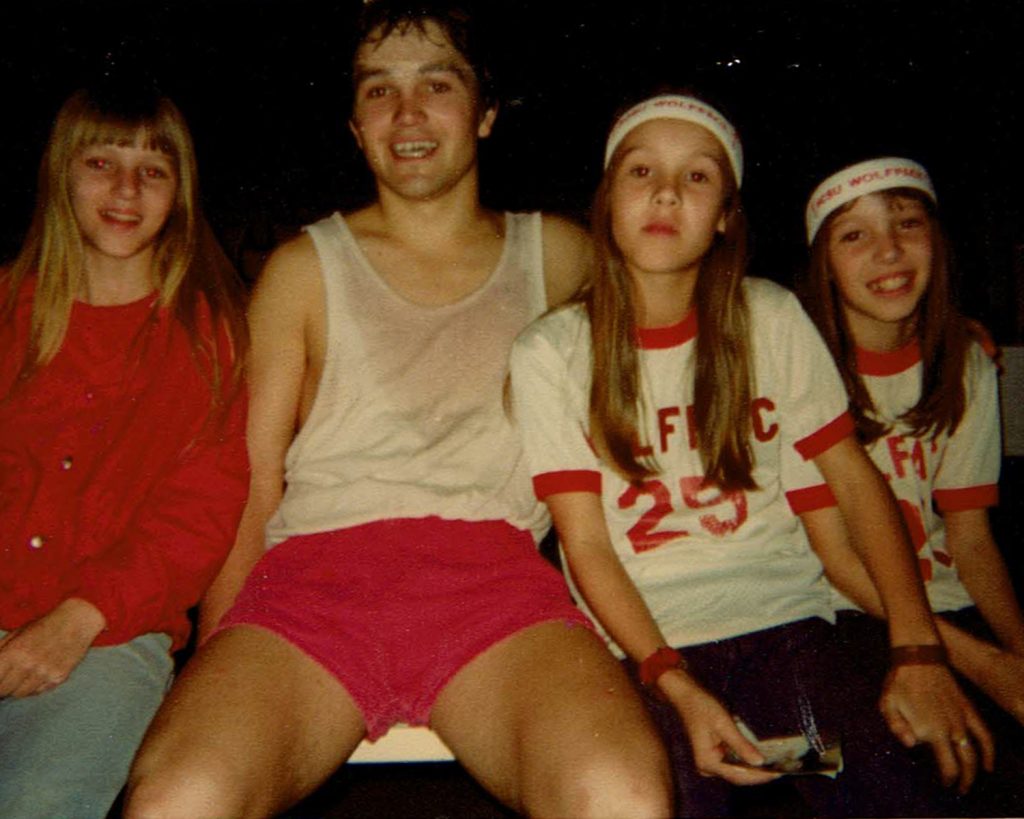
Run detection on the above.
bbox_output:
[799,189,971,444]
[1,86,247,406]
[585,138,756,491]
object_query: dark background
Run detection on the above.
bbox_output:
[1,0,1021,340]
[4,4,1021,815]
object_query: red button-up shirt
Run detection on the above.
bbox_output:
[0,279,248,650]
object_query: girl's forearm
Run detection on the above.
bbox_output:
[937,619,1000,680]
[801,506,885,615]
[815,439,940,646]
[945,510,1024,655]
[546,492,703,686]
[563,534,676,663]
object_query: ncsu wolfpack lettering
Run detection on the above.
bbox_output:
[804,158,935,243]
[813,185,843,212]
[847,165,928,188]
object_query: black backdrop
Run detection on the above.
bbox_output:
[2,1,1020,339]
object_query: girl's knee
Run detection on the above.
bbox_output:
[124,762,249,819]
[523,730,673,819]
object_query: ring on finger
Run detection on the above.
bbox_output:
[953,736,970,749]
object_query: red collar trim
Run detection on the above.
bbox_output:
[856,339,921,376]
[636,308,698,350]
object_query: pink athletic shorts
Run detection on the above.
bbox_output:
[217,517,591,740]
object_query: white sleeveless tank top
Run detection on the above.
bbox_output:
[266,211,551,546]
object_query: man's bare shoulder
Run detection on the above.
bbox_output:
[251,233,323,316]
[260,232,321,282]
[540,213,593,307]
[342,204,386,242]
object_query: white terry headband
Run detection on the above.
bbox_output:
[603,94,743,185]
[805,157,936,244]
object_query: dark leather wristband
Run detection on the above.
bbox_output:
[890,643,949,667]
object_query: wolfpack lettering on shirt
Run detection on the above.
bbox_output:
[800,339,999,610]
[624,395,787,553]
[510,278,848,650]
[636,397,780,457]
[882,433,939,483]
[876,431,950,580]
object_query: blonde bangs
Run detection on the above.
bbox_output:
[56,91,188,155]
[3,90,205,374]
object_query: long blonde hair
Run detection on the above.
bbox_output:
[1,86,246,399]
[585,130,755,491]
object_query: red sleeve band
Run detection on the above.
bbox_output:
[794,411,856,461]
[785,483,838,514]
[934,484,999,512]
[639,646,687,687]
[532,470,602,500]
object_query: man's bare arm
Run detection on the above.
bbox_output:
[541,214,593,308]
[198,236,324,641]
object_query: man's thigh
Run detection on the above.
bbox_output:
[429,620,668,813]
[0,632,173,819]
[127,625,367,817]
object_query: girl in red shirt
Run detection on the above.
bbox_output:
[0,84,248,818]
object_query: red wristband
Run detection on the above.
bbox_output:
[890,643,949,668]
[639,646,686,687]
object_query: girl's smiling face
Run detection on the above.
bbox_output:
[609,118,730,283]
[826,191,934,350]
[69,134,177,272]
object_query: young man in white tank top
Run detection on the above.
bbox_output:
[125,4,671,817]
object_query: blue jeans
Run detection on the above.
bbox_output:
[0,631,173,819]
[834,609,1024,818]
[624,617,840,818]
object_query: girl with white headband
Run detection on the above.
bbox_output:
[509,96,984,814]
[794,157,1023,815]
